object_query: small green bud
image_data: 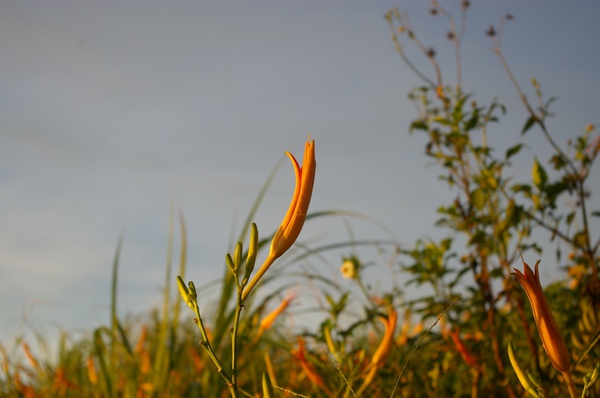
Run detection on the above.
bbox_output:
[225,253,235,273]
[242,223,259,285]
[233,242,243,272]
[187,281,197,300]
[177,276,197,310]
[176,275,189,298]
[583,363,600,396]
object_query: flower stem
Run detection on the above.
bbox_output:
[562,371,577,398]
[192,303,237,397]
[231,287,245,397]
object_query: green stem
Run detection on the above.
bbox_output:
[231,287,245,397]
[356,277,376,311]
[192,303,237,397]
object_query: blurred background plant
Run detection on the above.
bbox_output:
[1,1,598,397]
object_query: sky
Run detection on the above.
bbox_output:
[1,1,599,344]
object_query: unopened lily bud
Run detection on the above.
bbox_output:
[187,281,197,299]
[177,276,197,310]
[225,253,235,273]
[177,275,188,295]
[242,223,259,284]
[513,258,571,374]
[233,242,243,272]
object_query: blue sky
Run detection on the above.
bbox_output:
[1,1,599,341]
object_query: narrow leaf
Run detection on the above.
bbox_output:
[521,116,536,135]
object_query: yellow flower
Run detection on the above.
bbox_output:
[243,139,316,300]
[513,258,571,373]
[340,257,359,279]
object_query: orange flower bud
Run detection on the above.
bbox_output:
[243,139,316,300]
[513,258,571,373]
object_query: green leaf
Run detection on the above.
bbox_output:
[468,230,488,246]
[489,101,507,116]
[511,183,532,195]
[531,158,547,187]
[521,116,536,135]
[472,188,485,210]
[573,230,588,249]
[464,111,479,131]
[490,267,504,279]
[324,293,336,309]
[543,182,569,202]
[337,292,349,312]
[505,144,523,160]
[544,96,558,111]
[410,119,428,132]
[549,154,567,170]
[440,237,453,251]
